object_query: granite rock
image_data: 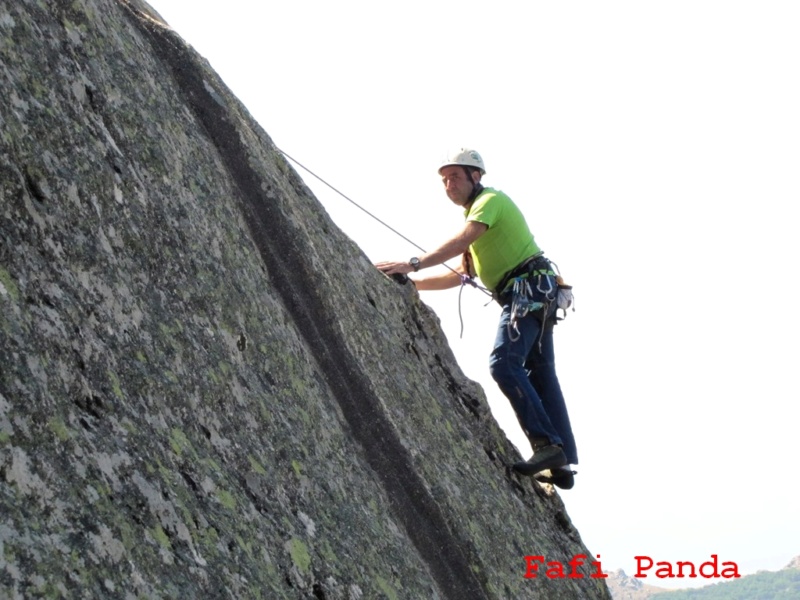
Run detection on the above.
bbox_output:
[0,2,611,598]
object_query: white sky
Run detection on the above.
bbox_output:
[145,0,799,589]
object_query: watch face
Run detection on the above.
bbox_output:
[410,258,420,270]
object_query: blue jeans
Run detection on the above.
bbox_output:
[488,289,578,464]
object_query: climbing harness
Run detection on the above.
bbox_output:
[507,270,556,343]
[496,253,575,348]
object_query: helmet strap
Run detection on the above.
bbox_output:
[463,167,484,206]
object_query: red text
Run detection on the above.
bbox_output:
[524,554,608,579]
[634,554,740,579]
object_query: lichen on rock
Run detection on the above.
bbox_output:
[0,1,610,598]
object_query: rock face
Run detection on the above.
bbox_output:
[0,1,610,598]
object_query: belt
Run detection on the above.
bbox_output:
[495,253,551,297]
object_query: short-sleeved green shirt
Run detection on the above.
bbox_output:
[465,187,541,291]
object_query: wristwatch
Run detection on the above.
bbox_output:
[409,257,421,271]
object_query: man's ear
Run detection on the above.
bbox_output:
[471,170,482,184]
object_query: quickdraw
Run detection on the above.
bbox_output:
[506,266,562,348]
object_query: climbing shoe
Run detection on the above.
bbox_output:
[512,444,567,477]
[534,466,576,490]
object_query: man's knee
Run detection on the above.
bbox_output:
[488,351,505,382]
[489,351,520,384]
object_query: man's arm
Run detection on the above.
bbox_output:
[413,269,463,291]
[375,221,488,276]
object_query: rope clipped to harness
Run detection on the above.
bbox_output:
[458,274,492,338]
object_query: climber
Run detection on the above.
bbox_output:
[375,149,578,489]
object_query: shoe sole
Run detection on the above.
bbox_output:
[512,447,567,476]
[535,469,575,490]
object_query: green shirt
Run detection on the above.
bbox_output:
[465,187,541,291]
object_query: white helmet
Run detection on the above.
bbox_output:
[438,148,486,175]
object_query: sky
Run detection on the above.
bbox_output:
[145,0,799,589]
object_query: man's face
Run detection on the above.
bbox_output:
[440,165,477,207]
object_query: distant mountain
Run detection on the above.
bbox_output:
[604,569,671,600]
[607,557,800,600]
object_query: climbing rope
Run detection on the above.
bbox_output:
[277,147,494,305]
[278,148,426,255]
[277,148,495,338]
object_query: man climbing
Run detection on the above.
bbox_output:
[375,149,578,489]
